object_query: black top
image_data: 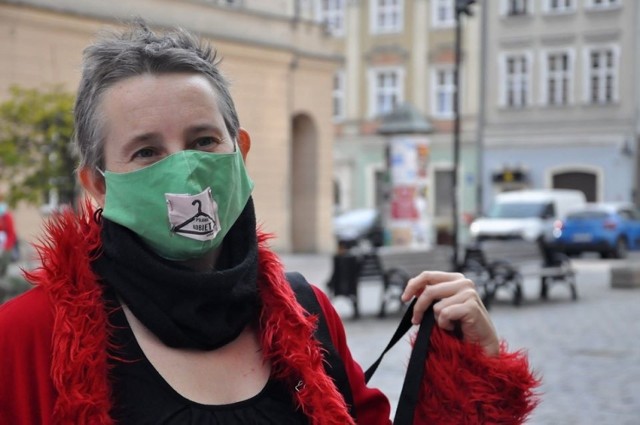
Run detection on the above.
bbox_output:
[106,290,308,425]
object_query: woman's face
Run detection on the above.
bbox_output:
[81,73,243,206]
[100,73,235,174]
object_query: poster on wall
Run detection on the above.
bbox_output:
[388,136,431,247]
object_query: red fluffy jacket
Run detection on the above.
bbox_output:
[0,204,539,424]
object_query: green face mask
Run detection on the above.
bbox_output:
[101,149,254,260]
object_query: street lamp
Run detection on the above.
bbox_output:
[451,0,476,271]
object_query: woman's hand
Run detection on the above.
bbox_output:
[401,271,500,357]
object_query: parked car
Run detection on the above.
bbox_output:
[552,202,640,258]
[333,208,384,250]
[470,189,586,243]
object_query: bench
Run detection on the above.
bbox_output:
[326,245,453,318]
[465,239,577,307]
[378,245,454,316]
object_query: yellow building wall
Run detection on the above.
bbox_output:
[0,3,338,253]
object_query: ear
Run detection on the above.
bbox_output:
[79,167,106,207]
[237,128,251,161]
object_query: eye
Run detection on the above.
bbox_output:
[132,147,156,159]
[194,136,223,150]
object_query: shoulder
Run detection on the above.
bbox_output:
[309,285,349,347]
[0,287,54,345]
[0,287,58,424]
[310,286,339,319]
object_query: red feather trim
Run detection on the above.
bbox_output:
[256,232,355,425]
[24,200,114,424]
[414,327,541,424]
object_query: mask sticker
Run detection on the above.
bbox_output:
[166,188,221,241]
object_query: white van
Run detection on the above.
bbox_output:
[470,189,587,242]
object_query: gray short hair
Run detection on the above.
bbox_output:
[74,19,240,170]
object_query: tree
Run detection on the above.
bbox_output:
[0,85,77,209]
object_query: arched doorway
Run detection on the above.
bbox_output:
[291,113,318,252]
[552,171,597,202]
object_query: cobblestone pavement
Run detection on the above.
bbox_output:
[279,253,640,424]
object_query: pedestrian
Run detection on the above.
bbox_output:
[0,21,539,424]
[0,194,18,277]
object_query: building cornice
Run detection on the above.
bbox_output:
[1,0,343,62]
[583,29,622,43]
[364,44,410,63]
[499,36,534,49]
[540,33,577,47]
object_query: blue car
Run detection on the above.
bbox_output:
[553,203,640,258]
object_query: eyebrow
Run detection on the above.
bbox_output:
[185,124,224,136]
[124,124,223,145]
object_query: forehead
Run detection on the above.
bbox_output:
[101,73,221,116]
[98,73,228,140]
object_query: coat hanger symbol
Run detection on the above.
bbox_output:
[172,199,217,236]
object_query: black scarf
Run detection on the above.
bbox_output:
[92,198,260,350]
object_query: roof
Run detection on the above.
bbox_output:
[377,103,433,135]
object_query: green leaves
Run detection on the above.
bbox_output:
[0,85,77,208]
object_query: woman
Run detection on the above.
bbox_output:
[0,21,539,424]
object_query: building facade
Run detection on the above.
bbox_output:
[316,0,482,245]
[0,0,339,252]
[481,0,640,209]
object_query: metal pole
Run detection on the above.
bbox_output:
[452,8,462,271]
[475,3,488,218]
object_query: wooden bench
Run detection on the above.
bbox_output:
[326,245,453,318]
[465,239,577,307]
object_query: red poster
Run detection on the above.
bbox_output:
[391,186,418,219]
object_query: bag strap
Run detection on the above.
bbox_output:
[285,272,356,419]
[393,303,435,424]
[288,271,436,424]
[365,299,436,425]
[364,298,418,383]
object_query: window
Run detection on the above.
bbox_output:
[371,0,404,34]
[431,67,456,118]
[319,0,345,36]
[368,67,404,117]
[545,0,575,13]
[587,0,621,9]
[586,47,618,104]
[432,0,455,28]
[544,51,572,106]
[332,70,345,121]
[501,53,531,108]
[505,0,530,16]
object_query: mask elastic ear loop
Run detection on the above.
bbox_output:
[93,208,103,224]
[94,168,105,223]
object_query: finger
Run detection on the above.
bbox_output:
[410,278,474,325]
[433,289,481,330]
[435,296,499,355]
[401,271,466,302]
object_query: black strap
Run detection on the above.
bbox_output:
[285,272,356,419]
[393,304,435,424]
[364,298,418,382]
[364,299,436,424]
